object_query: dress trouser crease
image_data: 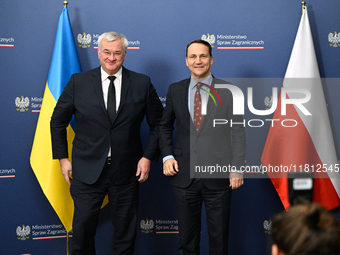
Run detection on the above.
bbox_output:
[172,179,232,255]
[70,162,139,255]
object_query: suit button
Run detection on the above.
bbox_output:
[110,130,113,133]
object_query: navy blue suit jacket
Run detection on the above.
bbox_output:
[159,78,246,190]
[51,66,163,185]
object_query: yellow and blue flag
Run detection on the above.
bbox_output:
[30,5,81,233]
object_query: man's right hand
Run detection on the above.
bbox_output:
[163,158,179,176]
[59,158,72,185]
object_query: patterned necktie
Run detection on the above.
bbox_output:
[107,76,116,123]
[194,83,204,132]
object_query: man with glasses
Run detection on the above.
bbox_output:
[51,31,163,255]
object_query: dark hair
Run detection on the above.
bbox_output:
[271,203,340,255]
[186,39,212,57]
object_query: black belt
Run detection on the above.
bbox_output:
[106,157,111,165]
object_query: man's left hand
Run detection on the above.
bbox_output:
[229,172,244,189]
[136,157,151,183]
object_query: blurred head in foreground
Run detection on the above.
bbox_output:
[271,203,340,255]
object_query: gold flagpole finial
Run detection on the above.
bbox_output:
[301,1,306,10]
[63,1,69,7]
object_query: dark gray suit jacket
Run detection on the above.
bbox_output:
[159,78,246,190]
[51,66,163,185]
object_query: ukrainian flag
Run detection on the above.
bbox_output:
[30,5,81,233]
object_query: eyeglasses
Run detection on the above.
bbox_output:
[101,50,124,57]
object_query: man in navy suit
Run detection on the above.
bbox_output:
[159,40,246,255]
[51,31,163,255]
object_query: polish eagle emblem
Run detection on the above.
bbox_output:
[140,219,154,233]
[17,225,31,240]
[328,31,340,47]
[263,219,272,234]
[264,95,273,110]
[77,33,91,48]
[201,33,215,47]
[15,96,30,112]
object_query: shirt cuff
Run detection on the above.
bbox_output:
[163,155,174,164]
[230,169,244,175]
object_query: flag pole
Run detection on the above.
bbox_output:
[63,1,70,255]
[64,0,70,254]
[64,3,70,255]
[67,231,70,255]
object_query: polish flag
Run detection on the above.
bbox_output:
[261,6,340,210]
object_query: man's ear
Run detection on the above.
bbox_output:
[271,244,284,255]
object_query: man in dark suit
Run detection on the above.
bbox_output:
[159,40,246,255]
[50,31,163,255]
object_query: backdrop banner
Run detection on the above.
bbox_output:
[1,1,339,254]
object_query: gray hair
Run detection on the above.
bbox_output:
[98,32,128,53]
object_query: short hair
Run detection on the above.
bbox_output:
[271,203,340,255]
[186,39,212,57]
[98,32,129,54]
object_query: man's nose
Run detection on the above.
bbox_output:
[196,56,203,63]
[108,52,116,60]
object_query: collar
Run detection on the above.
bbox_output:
[189,74,213,90]
[100,66,123,82]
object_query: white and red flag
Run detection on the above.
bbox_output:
[261,6,340,210]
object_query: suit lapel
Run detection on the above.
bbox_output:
[180,79,197,133]
[113,67,131,123]
[91,67,118,126]
[181,79,191,119]
[179,79,192,125]
[91,67,110,116]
